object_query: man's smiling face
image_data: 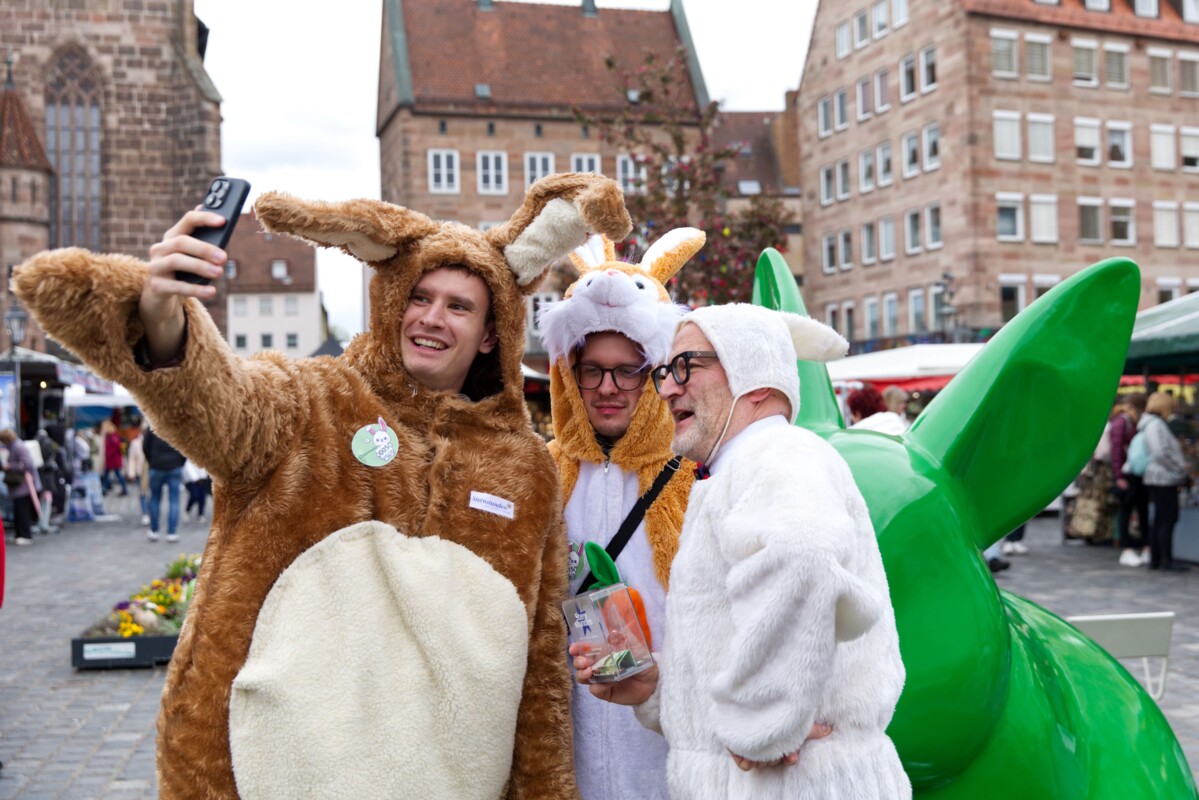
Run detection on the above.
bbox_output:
[400,267,497,394]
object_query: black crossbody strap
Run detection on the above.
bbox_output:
[577,457,681,595]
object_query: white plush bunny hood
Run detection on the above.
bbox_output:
[538,229,703,367]
[681,304,849,424]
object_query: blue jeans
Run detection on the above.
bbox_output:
[148,467,183,535]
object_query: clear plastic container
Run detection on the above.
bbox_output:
[564,583,654,683]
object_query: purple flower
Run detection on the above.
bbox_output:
[114,601,131,611]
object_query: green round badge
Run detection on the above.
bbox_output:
[351,416,398,467]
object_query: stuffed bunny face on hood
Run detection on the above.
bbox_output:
[253,173,632,404]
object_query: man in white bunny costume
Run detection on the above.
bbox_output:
[576,304,911,799]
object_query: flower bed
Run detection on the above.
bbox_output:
[71,554,200,670]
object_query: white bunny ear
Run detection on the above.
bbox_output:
[640,227,706,284]
[568,234,610,271]
[378,416,388,431]
[782,313,849,362]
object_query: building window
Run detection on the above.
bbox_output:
[993,111,1021,160]
[233,297,247,317]
[1155,201,1180,247]
[872,0,889,37]
[920,46,938,92]
[1026,34,1052,81]
[525,152,555,187]
[472,152,513,196]
[905,208,922,254]
[822,234,838,273]
[859,150,876,193]
[992,29,1018,78]
[286,333,299,349]
[900,55,917,101]
[862,221,878,264]
[428,149,460,193]
[617,155,646,195]
[996,193,1024,241]
[1184,203,1199,247]
[225,259,238,280]
[843,302,857,341]
[839,229,854,269]
[818,96,833,136]
[1150,49,1173,94]
[866,297,880,338]
[909,288,927,333]
[875,68,891,111]
[45,46,102,250]
[1106,121,1132,168]
[879,216,896,260]
[902,132,920,177]
[1136,0,1158,15]
[1075,118,1101,165]
[1084,0,1110,9]
[1072,39,1098,86]
[877,142,893,185]
[1030,195,1058,243]
[285,296,299,316]
[857,77,874,120]
[1181,53,1199,96]
[893,0,909,28]
[1159,280,1182,304]
[261,333,273,349]
[834,89,849,130]
[1027,114,1055,163]
[259,296,273,315]
[820,165,835,206]
[1151,124,1176,170]
[922,123,941,170]
[854,11,870,48]
[926,204,942,249]
[836,22,851,59]
[826,304,841,333]
[234,334,246,350]
[883,293,899,335]
[1033,275,1060,299]
[571,153,600,173]
[271,259,288,280]
[1183,128,1199,170]
[1110,199,1136,245]
[1103,44,1129,90]
[836,159,851,200]
[1079,197,1104,244]
[1000,279,1026,323]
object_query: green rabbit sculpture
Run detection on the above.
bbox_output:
[753,250,1196,798]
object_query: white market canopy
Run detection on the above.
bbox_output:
[825,343,984,390]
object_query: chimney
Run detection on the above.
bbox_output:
[582,0,597,17]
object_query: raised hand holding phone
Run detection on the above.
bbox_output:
[174,177,250,285]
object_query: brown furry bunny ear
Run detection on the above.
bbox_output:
[253,193,439,265]
[487,173,632,295]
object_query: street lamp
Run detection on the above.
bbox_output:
[5,301,27,435]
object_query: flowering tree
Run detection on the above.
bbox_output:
[576,47,794,305]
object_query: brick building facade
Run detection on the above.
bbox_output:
[0,0,226,341]
[801,0,1199,351]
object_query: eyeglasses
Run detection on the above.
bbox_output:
[650,351,720,392]
[573,363,649,391]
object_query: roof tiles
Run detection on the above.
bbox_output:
[961,0,1199,44]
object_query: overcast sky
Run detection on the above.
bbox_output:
[192,0,815,336]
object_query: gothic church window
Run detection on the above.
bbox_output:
[45,46,102,250]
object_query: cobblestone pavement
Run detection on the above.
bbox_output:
[1,509,1196,798]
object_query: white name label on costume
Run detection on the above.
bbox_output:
[470,491,515,519]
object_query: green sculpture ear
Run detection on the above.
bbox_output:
[906,258,1140,549]
[752,249,845,433]
[583,541,621,587]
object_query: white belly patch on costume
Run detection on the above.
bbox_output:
[229,520,529,800]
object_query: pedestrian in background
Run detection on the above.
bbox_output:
[143,425,185,543]
[182,458,210,523]
[1112,393,1150,567]
[1140,392,1190,572]
[124,421,150,527]
[1,429,41,546]
[99,420,128,496]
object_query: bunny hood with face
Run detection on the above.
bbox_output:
[12,173,632,800]
[538,230,702,589]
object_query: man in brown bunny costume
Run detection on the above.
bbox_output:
[13,173,632,800]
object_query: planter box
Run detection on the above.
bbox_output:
[71,634,178,669]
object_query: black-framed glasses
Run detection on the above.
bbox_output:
[573,363,649,391]
[650,351,720,392]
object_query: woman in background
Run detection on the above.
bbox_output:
[1140,392,1191,572]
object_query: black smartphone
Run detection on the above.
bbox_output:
[175,176,251,285]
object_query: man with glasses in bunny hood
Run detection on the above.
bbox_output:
[538,228,704,800]
[572,304,911,800]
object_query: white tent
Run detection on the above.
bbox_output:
[826,343,984,388]
[64,390,137,408]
